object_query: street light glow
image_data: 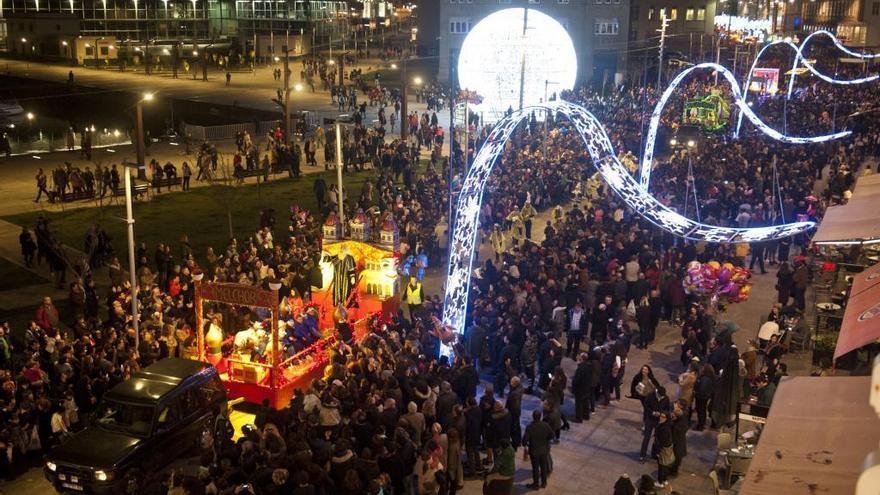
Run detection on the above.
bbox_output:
[390,63,397,69]
[143,92,155,101]
[294,83,304,91]
[21,38,27,43]
[26,112,35,120]
[413,76,423,85]
[273,56,280,62]
[193,50,199,56]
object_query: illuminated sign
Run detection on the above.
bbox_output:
[197,282,277,308]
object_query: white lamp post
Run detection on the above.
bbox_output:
[122,161,140,349]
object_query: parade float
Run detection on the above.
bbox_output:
[193,211,401,408]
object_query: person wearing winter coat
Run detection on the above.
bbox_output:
[694,363,715,430]
[628,293,648,345]
[677,361,698,410]
[670,400,689,475]
[506,376,524,448]
[464,397,484,475]
[487,400,512,455]
[571,352,594,422]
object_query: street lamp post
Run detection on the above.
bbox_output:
[122,161,140,349]
[283,45,291,142]
[335,122,345,225]
[135,92,154,180]
[400,57,408,141]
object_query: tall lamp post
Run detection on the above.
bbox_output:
[122,161,140,349]
[400,58,409,141]
[135,92,154,180]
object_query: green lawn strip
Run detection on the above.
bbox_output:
[0,257,50,291]
[2,169,379,265]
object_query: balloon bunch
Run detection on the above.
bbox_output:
[683,261,752,304]
[401,254,429,281]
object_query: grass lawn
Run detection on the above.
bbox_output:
[2,169,381,264]
[0,258,50,291]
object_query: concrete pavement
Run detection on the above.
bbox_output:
[0,57,424,118]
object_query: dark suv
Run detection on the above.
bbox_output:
[44,358,227,494]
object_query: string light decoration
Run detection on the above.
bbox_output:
[441,99,816,352]
[786,29,880,98]
[639,62,851,190]
[734,31,879,136]
[457,8,577,121]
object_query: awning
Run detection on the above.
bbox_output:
[851,260,880,297]
[814,174,880,245]
[739,376,880,495]
[834,281,880,361]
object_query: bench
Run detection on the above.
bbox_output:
[60,189,96,202]
[112,183,150,200]
[150,177,182,191]
[235,168,270,182]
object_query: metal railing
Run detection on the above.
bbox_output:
[182,120,281,141]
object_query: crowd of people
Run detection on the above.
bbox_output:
[3,37,880,495]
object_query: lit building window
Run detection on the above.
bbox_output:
[594,18,620,35]
[449,17,471,34]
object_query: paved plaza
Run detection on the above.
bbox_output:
[0,56,822,495]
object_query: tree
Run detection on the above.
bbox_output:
[205,155,244,239]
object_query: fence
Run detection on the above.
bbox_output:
[181,120,282,142]
[2,130,131,156]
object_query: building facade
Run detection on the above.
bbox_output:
[0,0,390,62]
[784,0,880,47]
[629,0,718,59]
[431,0,630,88]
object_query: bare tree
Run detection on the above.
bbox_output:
[205,155,244,239]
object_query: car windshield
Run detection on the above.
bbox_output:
[94,400,154,436]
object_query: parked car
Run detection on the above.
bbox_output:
[44,358,227,494]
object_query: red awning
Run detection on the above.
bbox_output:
[851,260,880,297]
[834,282,880,361]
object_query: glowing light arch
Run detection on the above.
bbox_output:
[639,62,851,191]
[441,100,815,343]
[786,30,879,98]
[735,32,879,136]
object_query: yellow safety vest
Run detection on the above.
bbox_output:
[405,283,423,305]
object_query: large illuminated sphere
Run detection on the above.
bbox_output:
[458,8,577,121]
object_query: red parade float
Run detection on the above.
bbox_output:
[192,211,401,409]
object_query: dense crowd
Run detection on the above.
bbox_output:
[3,37,879,495]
